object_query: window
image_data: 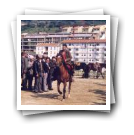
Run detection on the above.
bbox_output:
[96,49,99,51]
[46,47,48,51]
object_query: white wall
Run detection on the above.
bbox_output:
[48,46,60,58]
[67,43,106,63]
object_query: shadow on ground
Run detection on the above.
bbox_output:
[92,102,106,105]
[89,89,106,96]
[31,93,59,99]
[94,82,106,86]
[89,89,106,105]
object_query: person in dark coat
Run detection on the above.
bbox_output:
[47,57,56,90]
[21,52,28,90]
[33,54,44,93]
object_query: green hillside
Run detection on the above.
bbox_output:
[21,20,106,34]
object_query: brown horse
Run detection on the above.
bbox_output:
[88,63,105,79]
[56,55,72,100]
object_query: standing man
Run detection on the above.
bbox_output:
[42,52,48,62]
[43,57,50,92]
[21,52,28,90]
[47,56,56,90]
[34,54,44,93]
[27,57,34,90]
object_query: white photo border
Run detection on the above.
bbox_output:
[17,15,110,110]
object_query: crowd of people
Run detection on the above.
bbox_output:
[21,44,74,93]
[21,52,57,93]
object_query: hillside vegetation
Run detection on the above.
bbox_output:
[21,20,106,34]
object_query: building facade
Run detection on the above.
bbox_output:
[21,25,106,53]
[36,43,60,58]
[21,33,94,53]
[61,25,106,34]
[35,39,106,64]
[61,39,106,64]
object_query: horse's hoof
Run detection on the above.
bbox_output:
[68,94,70,98]
[62,99,65,101]
[58,91,62,95]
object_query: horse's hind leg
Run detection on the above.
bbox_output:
[57,81,62,95]
[63,81,67,100]
[96,71,99,79]
[101,72,104,79]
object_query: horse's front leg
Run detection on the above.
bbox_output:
[63,81,67,100]
[57,81,62,95]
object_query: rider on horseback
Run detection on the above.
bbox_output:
[59,44,74,77]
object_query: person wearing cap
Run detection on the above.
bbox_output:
[33,54,44,93]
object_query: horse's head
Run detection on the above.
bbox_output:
[56,55,63,67]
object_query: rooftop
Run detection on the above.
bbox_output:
[22,33,94,38]
[61,39,106,43]
[37,43,59,47]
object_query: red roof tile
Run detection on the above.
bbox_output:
[37,43,59,47]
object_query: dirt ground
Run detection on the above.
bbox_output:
[21,76,106,105]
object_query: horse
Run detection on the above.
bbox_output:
[88,63,106,79]
[56,55,72,100]
[74,62,87,71]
